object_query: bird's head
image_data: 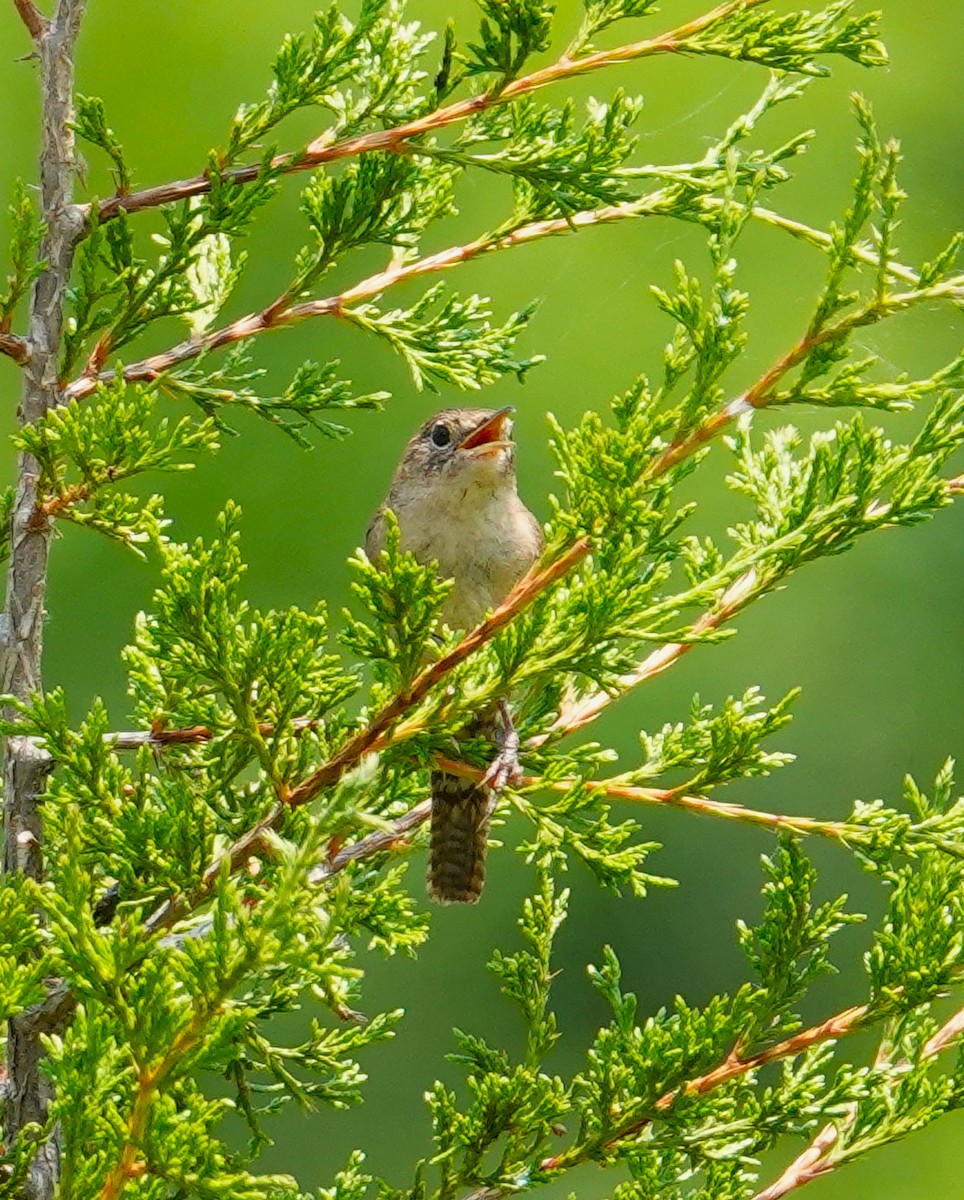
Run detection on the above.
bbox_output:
[391,407,517,498]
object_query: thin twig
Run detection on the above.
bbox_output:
[738,201,920,286]
[62,197,671,401]
[745,1120,846,1200]
[86,0,773,226]
[309,799,432,883]
[434,756,850,841]
[62,192,942,405]
[649,279,964,478]
[535,276,964,746]
[533,566,759,746]
[923,1004,964,1059]
[538,1003,872,1173]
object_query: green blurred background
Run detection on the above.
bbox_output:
[1,0,963,1195]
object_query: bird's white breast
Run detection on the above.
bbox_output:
[393,467,540,630]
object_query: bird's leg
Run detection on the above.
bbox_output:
[481,698,523,802]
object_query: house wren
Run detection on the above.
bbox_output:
[366,407,543,902]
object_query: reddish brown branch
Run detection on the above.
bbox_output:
[28,482,91,527]
[749,999,964,1200]
[285,537,591,807]
[434,754,850,841]
[534,276,964,747]
[0,332,30,365]
[12,0,47,38]
[62,200,659,401]
[539,1003,871,1172]
[142,539,588,935]
[86,0,771,226]
[648,279,964,478]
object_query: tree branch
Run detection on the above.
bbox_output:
[434,755,850,842]
[536,1002,873,1176]
[748,998,964,1200]
[0,331,30,364]
[142,538,589,936]
[534,277,964,747]
[61,193,934,405]
[750,1121,845,1200]
[463,983,963,1198]
[3,2,87,1197]
[61,196,676,401]
[285,537,591,805]
[85,0,773,227]
[736,201,920,286]
[11,0,47,39]
[533,566,760,746]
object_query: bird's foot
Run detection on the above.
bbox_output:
[481,699,524,796]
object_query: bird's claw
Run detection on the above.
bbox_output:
[481,700,523,795]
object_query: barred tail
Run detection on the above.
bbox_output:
[427,769,492,903]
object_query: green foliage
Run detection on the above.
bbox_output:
[344,287,543,391]
[344,512,452,689]
[451,92,644,222]
[682,2,887,75]
[416,834,962,1199]
[634,688,798,790]
[570,0,660,57]
[468,0,555,82]
[3,0,964,1198]
[0,179,45,332]
[226,0,433,161]
[738,838,860,1045]
[0,875,47,1021]
[295,153,458,292]
[157,345,389,447]
[14,377,218,553]
[73,94,131,193]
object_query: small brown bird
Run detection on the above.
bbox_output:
[366,407,543,902]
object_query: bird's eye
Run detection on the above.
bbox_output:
[430,422,452,448]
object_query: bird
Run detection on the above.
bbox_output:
[366,407,543,902]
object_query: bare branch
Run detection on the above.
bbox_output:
[3,3,87,1196]
[0,331,30,364]
[11,0,47,39]
[86,0,773,226]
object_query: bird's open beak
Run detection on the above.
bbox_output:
[458,407,514,458]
